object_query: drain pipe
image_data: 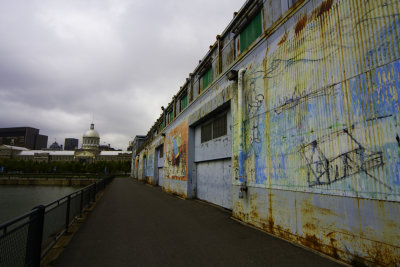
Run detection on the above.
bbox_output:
[238,68,247,198]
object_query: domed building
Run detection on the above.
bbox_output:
[49,141,62,150]
[75,123,101,163]
[82,123,100,149]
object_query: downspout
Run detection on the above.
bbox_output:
[238,68,247,198]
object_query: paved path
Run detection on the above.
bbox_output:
[54,178,343,267]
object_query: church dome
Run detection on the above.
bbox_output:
[83,123,100,138]
[49,141,62,150]
[82,123,100,149]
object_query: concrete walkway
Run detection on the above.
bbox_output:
[54,178,344,267]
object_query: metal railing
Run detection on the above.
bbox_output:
[0,176,114,267]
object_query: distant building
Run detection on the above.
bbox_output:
[81,123,100,149]
[99,144,117,151]
[1,123,131,163]
[130,135,147,177]
[48,141,63,150]
[75,123,101,163]
[0,145,29,159]
[0,127,48,149]
[64,138,78,150]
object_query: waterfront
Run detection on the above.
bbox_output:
[0,184,83,224]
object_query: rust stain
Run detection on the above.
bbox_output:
[163,186,186,198]
[273,224,295,242]
[294,15,308,35]
[250,206,259,221]
[326,232,339,259]
[363,241,398,266]
[303,222,316,231]
[312,0,334,19]
[278,32,288,46]
[233,201,248,222]
[249,193,260,223]
[302,234,322,251]
[268,191,274,234]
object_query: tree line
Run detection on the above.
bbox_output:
[0,159,131,175]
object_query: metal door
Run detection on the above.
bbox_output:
[158,168,163,186]
[196,158,232,209]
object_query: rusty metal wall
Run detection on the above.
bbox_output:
[231,0,400,265]
[133,0,400,264]
[232,0,400,200]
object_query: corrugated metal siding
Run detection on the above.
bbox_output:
[231,0,400,265]
[233,0,400,201]
[133,0,400,264]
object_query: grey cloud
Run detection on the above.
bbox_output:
[0,0,245,149]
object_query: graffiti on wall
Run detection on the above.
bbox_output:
[231,63,268,185]
[145,153,154,177]
[164,120,188,181]
[232,0,400,201]
[299,128,390,190]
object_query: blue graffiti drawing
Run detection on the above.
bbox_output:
[299,128,389,189]
[247,78,264,145]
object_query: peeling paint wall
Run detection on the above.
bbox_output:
[257,0,400,200]
[133,0,400,265]
[232,0,400,265]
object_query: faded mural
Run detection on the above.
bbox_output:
[164,120,188,181]
[233,0,400,201]
[145,152,154,177]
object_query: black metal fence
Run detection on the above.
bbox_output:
[0,176,114,267]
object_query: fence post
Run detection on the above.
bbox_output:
[93,183,97,201]
[80,190,84,218]
[65,195,71,232]
[91,185,95,203]
[25,205,45,267]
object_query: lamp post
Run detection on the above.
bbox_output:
[10,138,14,159]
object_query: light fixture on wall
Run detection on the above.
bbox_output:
[227,70,238,81]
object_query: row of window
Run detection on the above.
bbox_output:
[155,9,263,135]
[84,139,98,145]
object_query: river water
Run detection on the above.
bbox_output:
[0,185,83,224]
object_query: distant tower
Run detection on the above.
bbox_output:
[64,138,79,150]
[82,123,100,149]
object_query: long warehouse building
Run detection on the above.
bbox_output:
[132,0,400,265]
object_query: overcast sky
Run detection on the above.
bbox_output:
[0,0,245,150]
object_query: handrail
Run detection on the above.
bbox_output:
[0,175,114,267]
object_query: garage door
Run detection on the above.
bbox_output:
[196,158,232,209]
[158,168,163,187]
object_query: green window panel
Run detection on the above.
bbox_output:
[169,111,173,123]
[181,94,188,111]
[240,11,262,53]
[201,67,212,91]
[161,121,164,130]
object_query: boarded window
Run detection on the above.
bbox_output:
[201,122,212,143]
[240,11,262,53]
[201,67,212,91]
[213,114,227,139]
[181,93,188,111]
